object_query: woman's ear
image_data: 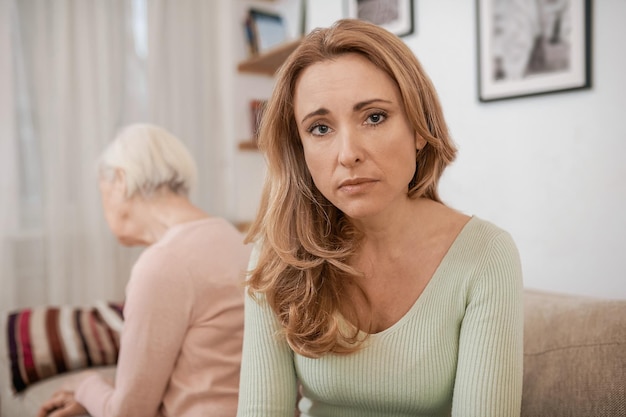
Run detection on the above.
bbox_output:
[112,169,128,197]
[415,132,427,151]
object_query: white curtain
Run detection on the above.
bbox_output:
[1,0,228,311]
[146,0,229,213]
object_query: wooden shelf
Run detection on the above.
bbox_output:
[238,140,259,151]
[237,39,302,76]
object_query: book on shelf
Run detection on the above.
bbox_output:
[243,8,288,57]
[244,15,258,55]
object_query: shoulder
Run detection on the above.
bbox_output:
[153,218,250,264]
[127,244,185,296]
[143,218,251,287]
[158,217,246,250]
[454,216,518,258]
[462,216,513,241]
[440,216,521,286]
[458,217,522,292]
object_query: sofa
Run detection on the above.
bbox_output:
[1,289,625,417]
[520,289,625,416]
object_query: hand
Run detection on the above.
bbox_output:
[37,390,88,417]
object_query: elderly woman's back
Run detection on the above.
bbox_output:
[39,124,251,417]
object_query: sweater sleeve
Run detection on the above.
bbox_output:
[237,248,298,417]
[75,247,193,417]
[451,231,524,417]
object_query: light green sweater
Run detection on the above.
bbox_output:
[238,217,523,417]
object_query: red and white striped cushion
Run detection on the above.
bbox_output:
[5,302,123,393]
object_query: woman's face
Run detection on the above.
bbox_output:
[293,53,424,222]
[98,174,129,243]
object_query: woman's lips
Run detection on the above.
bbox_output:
[338,178,377,193]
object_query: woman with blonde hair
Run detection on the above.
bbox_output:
[39,124,251,417]
[237,19,523,417]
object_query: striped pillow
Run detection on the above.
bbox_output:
[5,302,123,393]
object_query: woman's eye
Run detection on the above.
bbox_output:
[366,112,387,125]
[309,124,330,136]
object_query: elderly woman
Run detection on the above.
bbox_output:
[39,124,251,417]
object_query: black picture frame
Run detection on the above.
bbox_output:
[346,0,415,38]
[477,0,592,102]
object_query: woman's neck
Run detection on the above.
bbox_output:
[119,191,209,246]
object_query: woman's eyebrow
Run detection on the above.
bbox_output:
[301,108,329,124]
[353,98,392,111]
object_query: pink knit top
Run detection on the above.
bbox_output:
[75,218,252,417]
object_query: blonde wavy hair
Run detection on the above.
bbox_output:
[246,19,457,358]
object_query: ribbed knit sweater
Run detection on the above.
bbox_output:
[237,216,523,417]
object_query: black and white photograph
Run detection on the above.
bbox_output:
[346,0,415,37]
[477,0,591,102]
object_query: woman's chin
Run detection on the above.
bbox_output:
[117,235,144,247]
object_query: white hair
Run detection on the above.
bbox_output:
[98,124,197,198]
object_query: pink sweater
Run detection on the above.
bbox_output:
[75,218,252,417]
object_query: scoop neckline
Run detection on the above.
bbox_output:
[351,215,478,338]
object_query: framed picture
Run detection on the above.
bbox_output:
[346,0,415,37]
[245,9,288,55]
[477,0,592,102]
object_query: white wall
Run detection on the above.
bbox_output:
[229,0,304,225]
[230,0,626,299]
[404,0,626,299]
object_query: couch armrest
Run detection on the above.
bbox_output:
[522,289,626,417]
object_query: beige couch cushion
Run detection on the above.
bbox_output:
[0,366,115,417]
[522,289,626,417]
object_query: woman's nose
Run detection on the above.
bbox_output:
[337,127,364,167]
